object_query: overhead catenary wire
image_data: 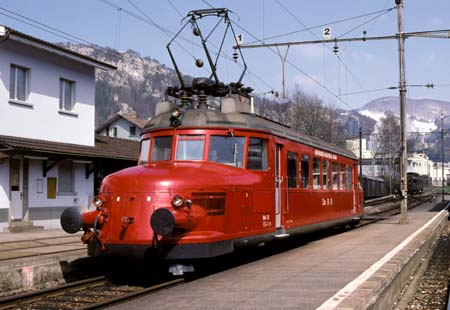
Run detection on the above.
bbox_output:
[231,20,356,110]
[244,6,396,46]
[337,7,395,39]
[100,0,277,92]
[0,6,95,45]
[274,0,394,104]
[339,1,393,55]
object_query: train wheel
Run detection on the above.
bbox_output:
[349,219,360,228]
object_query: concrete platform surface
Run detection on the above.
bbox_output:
[0,228,86,296]
[106,200,449,310]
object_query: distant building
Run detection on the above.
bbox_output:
[346,138,373,159]
[407,153,432,177]
[96,113,148,141]
[431,162,450,186]
[0,25,139,231]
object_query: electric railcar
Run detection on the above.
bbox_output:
[60,91,364,259]
[60,8,364,262]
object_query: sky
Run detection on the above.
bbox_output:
[1,0,450,110]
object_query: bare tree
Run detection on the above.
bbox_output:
[256,85,347,146]
[373,111,400,191]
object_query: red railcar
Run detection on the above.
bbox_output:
[61,94,364,260]
[60,8,364,262]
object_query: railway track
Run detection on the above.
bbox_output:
[0,276,184,310]
[363,193,437,222]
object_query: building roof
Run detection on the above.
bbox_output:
[96,113,149,133]
[0,135,139,161]
[0,25,116,71]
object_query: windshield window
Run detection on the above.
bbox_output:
[208,135,245,168]
[176,135,205,160]
[152,136,173,161]
[139,139,150,165]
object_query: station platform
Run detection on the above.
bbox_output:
[0,199,448,309]
[106,199,449,310]
[0,228,86,296]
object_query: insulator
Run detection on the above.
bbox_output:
[333,44,339,54]
[232,49,238,62]
[198,92,207,109]
[193,27,200,36]
[180,95,190,107]
[195,58,204,68]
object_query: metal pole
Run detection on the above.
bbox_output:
[276,46,290,99]
[359,127,363,183]
[396,0,408,224]
[441,111,445,201]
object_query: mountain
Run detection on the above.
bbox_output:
[62,43,450,143]
[62,43,182,126]
[358,96,450,133]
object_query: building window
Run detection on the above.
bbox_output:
[113,127,118,137]
[58,160,75,193]
[10,64,29,102]
[130,126,137,137]
[59,78,75,111]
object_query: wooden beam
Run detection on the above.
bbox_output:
[42,159,60,177]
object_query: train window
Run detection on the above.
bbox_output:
[313,158,321,189]
[340,164,346,189]
[323,160,330,189]
[347,166,353,189]
[176,135,205,160]
[152,136,173,161]
[301,155,310,189]
[139,138,150,165]
[247,138,268,170]
[208,135,245,168]
[332,162,338,190]
[287,152,298,188]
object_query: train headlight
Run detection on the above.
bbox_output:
[172,195,184,208]
[93,196,103,209]
[184,199,192,208]
[170,108,183,127]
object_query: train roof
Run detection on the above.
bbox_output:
[362,175,385,182]
[144,102,357,160]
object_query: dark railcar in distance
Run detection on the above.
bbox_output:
[362,175,386,200]
[407,172,423,194]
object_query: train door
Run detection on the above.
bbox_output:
[275,144,283,228]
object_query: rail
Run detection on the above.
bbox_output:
[0,276,184,310]
[363,193,436,222]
